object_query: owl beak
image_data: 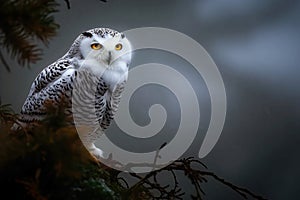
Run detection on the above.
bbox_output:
[105,51,112,65]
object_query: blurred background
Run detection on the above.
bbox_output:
[1,0,299,199]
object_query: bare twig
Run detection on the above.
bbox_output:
[199,170,268,200]
[118,157,267,199]
[64,0,71,9]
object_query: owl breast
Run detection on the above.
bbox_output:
[102,61,128,91]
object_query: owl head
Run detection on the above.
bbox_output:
[65,28,132,70]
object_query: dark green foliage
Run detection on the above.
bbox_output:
[73,173,120,200]
[0,103,126,200]
[0,0,60,71]
[0,99,17,123]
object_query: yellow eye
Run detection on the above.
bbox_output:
[115,43,122,50]
[91,43,102,50]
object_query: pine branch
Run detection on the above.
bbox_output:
[109,157,267,199]
[0,0,60,71]
[0,103,268,199]
[0,99,18,124]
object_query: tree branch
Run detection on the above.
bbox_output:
[0,49,10,72]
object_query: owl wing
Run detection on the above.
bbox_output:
[28,59,74,97]
[100,80,127,130]
[14,59,76,129]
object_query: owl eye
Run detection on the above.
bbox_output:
[91,43,102,50]
[115,43,122,51]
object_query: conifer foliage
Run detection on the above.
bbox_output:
[0,0,59,71]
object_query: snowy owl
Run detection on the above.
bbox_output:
[12,28,132,159]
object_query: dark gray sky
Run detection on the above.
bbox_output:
[1,0,300,199]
